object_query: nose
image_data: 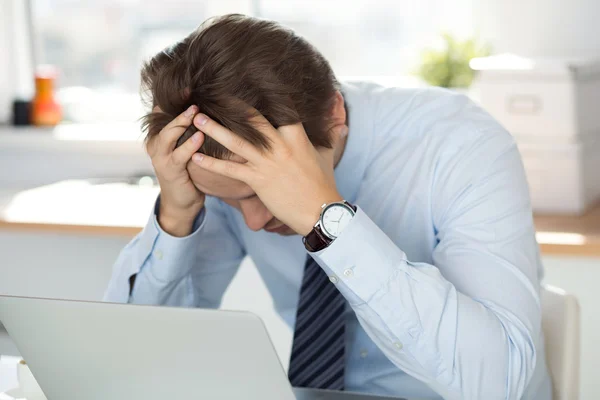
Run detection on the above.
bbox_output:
[239,198,273,231]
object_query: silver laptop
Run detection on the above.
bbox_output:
[0,295,402,400]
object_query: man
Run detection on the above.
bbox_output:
[105,14,552,400]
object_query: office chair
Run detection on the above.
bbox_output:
[541,284,581,400]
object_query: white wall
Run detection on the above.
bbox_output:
[474,0,600,59]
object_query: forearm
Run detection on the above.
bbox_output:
[158,196,205,237]
[311,207,539,399]
[103,206,207,305]
[349,275,535,399]
[104,197,245,308]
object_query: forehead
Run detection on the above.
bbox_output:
[187,155,254,200]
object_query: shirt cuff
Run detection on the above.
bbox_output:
[133,196,207,283]
[310,206,411,306]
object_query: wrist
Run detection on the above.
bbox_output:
[299,190,343,236]
[302,199,356,252]
[158,200,204,237]
[158,214,194,237]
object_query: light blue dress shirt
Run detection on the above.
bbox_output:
[104,82,552,400]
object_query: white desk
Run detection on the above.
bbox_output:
[0,356,20,399]
[1,355,410,400]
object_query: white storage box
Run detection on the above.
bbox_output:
[516,134,600,215]
[471,54,600,215]
[471,54,600,140]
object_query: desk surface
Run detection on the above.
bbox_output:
[533,203,600,257]
[0,181,599,257]
[293,388,406,399]
[0,388,407,400]
[1,356,407,400]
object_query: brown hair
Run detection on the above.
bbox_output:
[140,14,340,159]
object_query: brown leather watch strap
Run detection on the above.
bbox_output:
[302,201,357,252]
[303,224,332,252]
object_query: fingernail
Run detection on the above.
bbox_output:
[192,153,204,163]
[341,126,349,137]
[191,132,201,143]
[195,114,208,126]
[185,105,196,117]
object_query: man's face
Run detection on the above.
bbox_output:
[187,155,298,235]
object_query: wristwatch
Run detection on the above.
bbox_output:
[303,200,357,252]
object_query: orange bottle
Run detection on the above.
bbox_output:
[31,66,62,126]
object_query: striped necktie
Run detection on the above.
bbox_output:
[288,255,346,390]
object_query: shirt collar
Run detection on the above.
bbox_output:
[334,81,374,204]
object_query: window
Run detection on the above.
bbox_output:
[30,0,473,123]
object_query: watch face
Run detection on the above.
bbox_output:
[321,204,354,238]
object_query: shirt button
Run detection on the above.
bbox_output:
[343,269,353,277]
[394,341,403,350]
[154,250,163,260]
[329,275,339,284]
[360,349,368,358]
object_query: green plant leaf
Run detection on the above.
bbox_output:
[414,33,492,88]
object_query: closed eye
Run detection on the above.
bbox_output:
[235,193,258,201]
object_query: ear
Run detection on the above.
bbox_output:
[326,91,348,150]
[319,116,348,173]
[330,91,346,126]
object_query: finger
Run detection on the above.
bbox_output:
[245,106,281,143]
[278,122,308,145]
[191,152,250,181]
[194,114,261,162]
[156,105,198,156]
[172,130,205,167]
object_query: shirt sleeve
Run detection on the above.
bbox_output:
[311,129,542,400]
[103,196,246,308]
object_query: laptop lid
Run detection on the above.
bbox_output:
[0,295,296,400]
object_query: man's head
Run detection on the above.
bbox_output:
[141,14,346,235]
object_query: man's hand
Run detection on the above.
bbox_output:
[191,110,348,236]
[147,105,206,237]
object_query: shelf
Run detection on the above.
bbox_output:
[1,180,599,256]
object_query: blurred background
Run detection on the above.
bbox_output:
[0,0,598,398]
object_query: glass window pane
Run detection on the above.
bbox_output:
[258,0,473,77]
[31,0,472,123]
[31,0,254,123]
